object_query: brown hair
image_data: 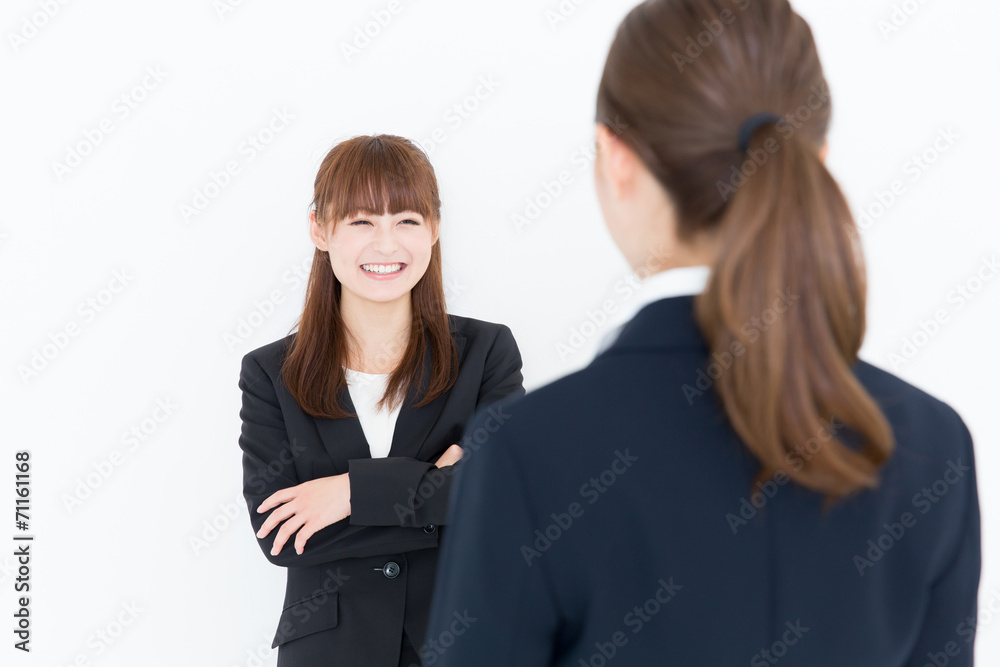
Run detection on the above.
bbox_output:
[281,134,458,419]
[595,0,894,508]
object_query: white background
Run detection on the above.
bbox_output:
[2,0,997,664]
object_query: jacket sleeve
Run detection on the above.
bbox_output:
[239,354,437,568]
[346,324,526,527]
[425,401,561,665]
[905,412,982,666]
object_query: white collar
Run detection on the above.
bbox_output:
[595,264,711,355]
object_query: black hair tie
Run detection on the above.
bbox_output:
[737,113,782,153]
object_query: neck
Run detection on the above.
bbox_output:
[340,289,412,373]
[615,194,719,276]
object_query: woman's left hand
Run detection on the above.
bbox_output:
[256,473,351,556]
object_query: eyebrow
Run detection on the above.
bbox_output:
[347,210,423,219]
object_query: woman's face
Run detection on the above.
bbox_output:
[310,209,439,306]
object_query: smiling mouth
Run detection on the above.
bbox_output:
[360,263,406,275]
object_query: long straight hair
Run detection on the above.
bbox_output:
[281,135,458,419]
[595,0,894,508]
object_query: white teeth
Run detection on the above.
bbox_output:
[362,263,403,274]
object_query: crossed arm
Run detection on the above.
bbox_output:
[238,325,524,565]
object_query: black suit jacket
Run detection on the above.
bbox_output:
[237,315,524,667]
[427,295,981,666]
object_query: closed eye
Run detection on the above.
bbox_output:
[349,219,420,226]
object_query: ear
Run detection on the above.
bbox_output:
[309,209,329,251]
[595,122,637,200]
[818,139,829,164]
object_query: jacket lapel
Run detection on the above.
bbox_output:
[313,387,371,470]
[313,333,467,470]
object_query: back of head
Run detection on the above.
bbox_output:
[596,0,894,508]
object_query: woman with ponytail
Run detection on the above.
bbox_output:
[427,1,981,664]
[237,134,524,666]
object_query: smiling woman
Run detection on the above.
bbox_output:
[236,134,525,667]
[296,134,451,406]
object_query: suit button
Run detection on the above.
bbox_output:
[377,561,400,579]
[423,524,436,533]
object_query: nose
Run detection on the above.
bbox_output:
[371,221,400,255]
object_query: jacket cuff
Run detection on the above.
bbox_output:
[347,457,453,528]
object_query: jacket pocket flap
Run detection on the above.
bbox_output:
[271,591,339,648]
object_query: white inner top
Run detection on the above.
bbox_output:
[344,367,401,458]
[594,264,711,357]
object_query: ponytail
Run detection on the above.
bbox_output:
[694,122,895,509]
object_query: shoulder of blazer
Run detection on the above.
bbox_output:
[482,345,971,467]
[447,313,512,349]
[851,358,972,461]
[241,333,296,378]
[241,315,512,377]
[852,358,962,424]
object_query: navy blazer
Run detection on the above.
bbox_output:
[426,294,981,666]
[237,315,524,667]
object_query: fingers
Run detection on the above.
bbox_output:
[294,523,318,555]
[443,444,464,466]
[257,487,293,514]
[435,444,463,467]
[270,513,306,556]
[256,500,298,539]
